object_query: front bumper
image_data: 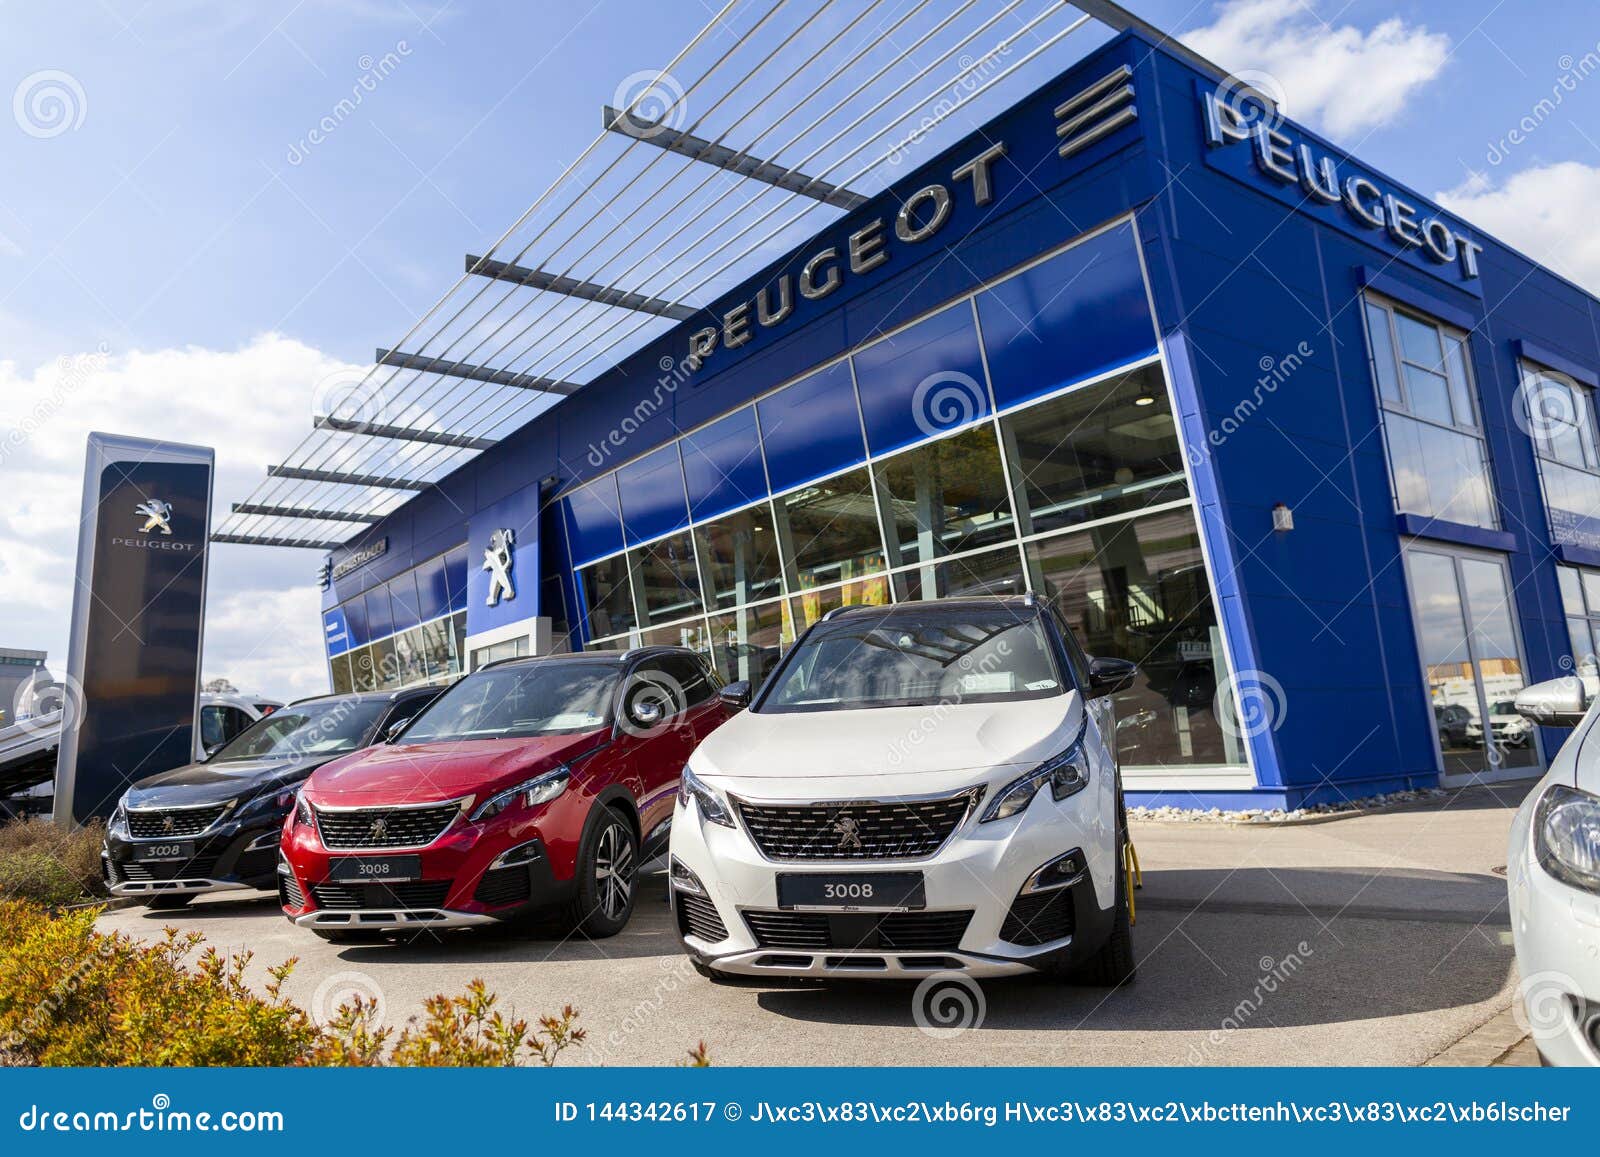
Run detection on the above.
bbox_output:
[1508,784,1600,1066]
[669,781,1117,980]
[103,814,286,898]
[278,807,580,933]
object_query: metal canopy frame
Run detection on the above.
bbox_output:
[217,1,1214,552]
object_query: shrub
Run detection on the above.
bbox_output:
[0,817,106,906]
[0,901,586,1067]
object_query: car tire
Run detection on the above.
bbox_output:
[565,806,638,939]
[1069,791,1137,987]
[142,894,195,911]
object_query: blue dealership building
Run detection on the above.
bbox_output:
[303,26,1600,810]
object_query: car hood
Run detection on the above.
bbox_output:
[692,694,1082,791]
[305,731,607,804]
[124,756,328,808]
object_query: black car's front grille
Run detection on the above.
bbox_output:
[999,889,1076,946]
[473,866,533,908]
[676,893,729,943]
[310,881,452,910]
[279,871,305,909]
[117,856,220,882]
[127,805,228,838]
[744,909,972,951]
[313,801,461,849]
[735,792,975,861]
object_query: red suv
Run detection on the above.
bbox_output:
[279,648,728,941]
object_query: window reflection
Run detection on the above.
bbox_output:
[693,504,784,609]
[773,467,886,587]
[874,425,1015,565]
[632,531,703,626]
[578,555,637,639]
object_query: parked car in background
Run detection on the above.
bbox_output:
[104,687,441,908]
[1434,703,1474,750]
[279,648,729,941]
[671,596,1139,985]
[195,691,285,761]
[1508,675,1600,1065]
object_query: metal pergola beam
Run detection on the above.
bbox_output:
[376,348,579,395]
[266,465,430,490]
[211,533,347,550]
[230,502,381,524]
[313,414,498,451]
[465,254,697,321]
[602,105,868,210]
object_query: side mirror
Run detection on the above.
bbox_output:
[718,680,752,711]
[1515,676,1592,728]
[203,743,224,760]
[384,718,411,743]
[1087,657,1137,698]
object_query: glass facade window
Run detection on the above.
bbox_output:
[874,424,1015,566]
[1558,565,1600,672]
[1024,508,1233,769]
[577,554,637,639]
[1364,296,1497,529]
[1522,363,1600,551]
[693,504,783,609]
[472,635,530,670]
[774,466,886,587]
[998,363,1186,537]
[632,530,704,626]
[329,653,354,694]
[567,228,1231,777]
[323,547,471,694]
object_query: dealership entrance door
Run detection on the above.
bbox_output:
[1402,544,1541,783]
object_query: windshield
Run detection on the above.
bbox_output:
[1489,700,1518,715]
[401,662,619,742]
[213,699,389,762]
[760,609,1066,713]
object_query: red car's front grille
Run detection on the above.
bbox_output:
[313,801,461,849]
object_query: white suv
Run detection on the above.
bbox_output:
[670,596,1137,984]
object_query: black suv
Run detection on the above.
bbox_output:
[103,687,441,908]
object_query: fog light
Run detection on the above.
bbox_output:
[490,840,544,870]
[670,856,707,896]
[1021,848,1086,894]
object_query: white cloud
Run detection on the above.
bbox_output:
[0,334,360,701]
[1182,0,1451,138]
[1437,162,1600,297]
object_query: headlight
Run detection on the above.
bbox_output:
[469,766,570,823]
[109,799,128,832]
[1536,784,1600,894]
[981,728,1091,823]
[293,791,317,831]
[236,787,297,819]
[679,766,733,828]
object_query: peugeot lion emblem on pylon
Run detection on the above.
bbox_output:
[368,816,388,841]
[833,815,862,852]
[134,499,173,536]
[483,527,515,606]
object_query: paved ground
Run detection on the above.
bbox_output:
[96,784,1533,1066]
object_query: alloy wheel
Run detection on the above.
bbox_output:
[594,820,635,920]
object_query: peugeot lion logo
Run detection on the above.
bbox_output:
[833,815,863,852]
[134,499,173,536]
[160,814,175,834]
[368,817,388,841]
[483,527,516,606]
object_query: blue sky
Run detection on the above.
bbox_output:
[1,0,1597,699]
